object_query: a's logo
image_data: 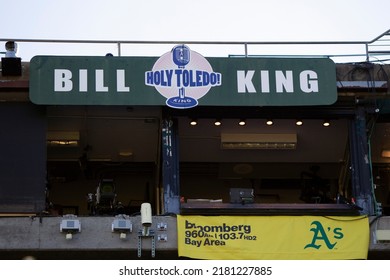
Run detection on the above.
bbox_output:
[304,221,344,250]
[145,45,222,109]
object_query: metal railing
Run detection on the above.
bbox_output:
[1,29,390,63]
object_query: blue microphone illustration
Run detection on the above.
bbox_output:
[172,44,190,69]
[167,45,198,108]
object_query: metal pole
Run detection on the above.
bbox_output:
[161,118,180,214]
[349,106,374,215]
[117,42,121,57]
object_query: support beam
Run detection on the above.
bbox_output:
[349,106,374,215]
[161,118,180,214]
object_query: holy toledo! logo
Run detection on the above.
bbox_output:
[145,45,222,109]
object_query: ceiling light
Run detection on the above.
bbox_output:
[323,120,330,127]
[190,119,197,126]
[266,119,273,126]
[238,119,246,126]
[118,150,133,157]
[296,119,303,126]
[47,131,80,147]
[381,150,390,158]
[47,140,78,147]
[214,119,222,126]
[221,133,297,150]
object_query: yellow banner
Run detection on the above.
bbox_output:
[177,215,369,260]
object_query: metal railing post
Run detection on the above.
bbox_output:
[117,42,121,57]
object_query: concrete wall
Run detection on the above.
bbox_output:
[1,215,390,259]
[0,215,177,259]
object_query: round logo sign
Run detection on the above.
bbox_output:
[145,45,222,109]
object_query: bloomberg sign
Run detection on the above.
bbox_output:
[29,45,337,107]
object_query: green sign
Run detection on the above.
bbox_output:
[29,49,337,107]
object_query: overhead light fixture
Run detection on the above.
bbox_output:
[189,119,197,126]
[221,133,297,150]
[118,150,133,161]
[238,119,246,126]
[47,131,80,147]
[323,120,330,127]
[266,119,273,126]
[381,150,390,158]
[296,119,303,126]
[119,150,133,157]
[47,140,78,146]
[214,119,222,126]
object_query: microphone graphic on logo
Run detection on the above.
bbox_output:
[166,45,198,108]
[173,45,190,68]
[173,45,189,99]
